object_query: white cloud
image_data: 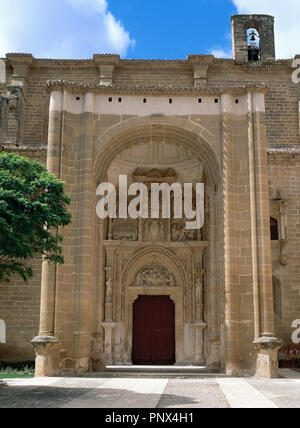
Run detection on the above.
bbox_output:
[209,48,232,58]
[232,0,300,58]
[0,0,135,59]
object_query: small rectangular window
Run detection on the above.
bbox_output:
[198,99,202,103]
[108,97,113,103]
[215,98,219,104]
[118,98,122,103]
[169,99,173,104]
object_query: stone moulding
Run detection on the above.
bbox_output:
[3,53,295,69]
[45,79,270,96]
[268,145,300,157]
[2,145,47,152]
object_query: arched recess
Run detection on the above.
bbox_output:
[92,117,224,368]
[94,116,221,183]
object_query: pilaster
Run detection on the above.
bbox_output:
[187,55,214,88]
[93,54,120,86]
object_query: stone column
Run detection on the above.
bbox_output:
[250,91,282,377]
[222,93,242,376]
[32,91,64,375]
[72,92,95,374]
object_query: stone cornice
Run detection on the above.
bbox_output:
[2,55,297,73]
[6,53,34,68]
[267,145,300,158]
[2,145,47,152]
[46,80,269,96]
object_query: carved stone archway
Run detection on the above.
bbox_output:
[92,119,223,370]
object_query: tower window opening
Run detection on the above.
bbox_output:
[247,28,261,62]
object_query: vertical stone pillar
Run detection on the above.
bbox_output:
[250,91,282,377]
[222,93,242,376]
[32,90,63,375]
[72,92,95,374]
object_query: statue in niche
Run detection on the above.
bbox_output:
[105,275,113,304]
[171,222,198,242]
[195,277,203,305]
[144,220,165,241]
[133,263,176,288]
[149,221,160,240]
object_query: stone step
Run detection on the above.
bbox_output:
[78,372,228,379]
[107,365,210,374]
[77,366,228,379]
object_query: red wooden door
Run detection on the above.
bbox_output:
[132,296,175,365]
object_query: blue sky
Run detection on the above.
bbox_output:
[0,0,299,59]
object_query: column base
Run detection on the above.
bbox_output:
[254,336,283,379]
[31,336,58,377]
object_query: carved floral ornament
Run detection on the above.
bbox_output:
[132,263,176,288]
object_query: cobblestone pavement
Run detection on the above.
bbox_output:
[0,370,299,408]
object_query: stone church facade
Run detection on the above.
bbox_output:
[0,14,299,377]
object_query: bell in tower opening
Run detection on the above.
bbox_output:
[248,28,260,61]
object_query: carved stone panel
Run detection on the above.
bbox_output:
[132,263,176,288]
[171,220,201,242]
[112,219,138,241]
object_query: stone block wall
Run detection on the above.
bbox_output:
[268,155,300,357]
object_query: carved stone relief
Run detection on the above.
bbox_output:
[132,263,176,288]
[171,220,201,242]
[194,268,204,322]
[111,219,138,241]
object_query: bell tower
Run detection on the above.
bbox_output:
[231,14,276,63]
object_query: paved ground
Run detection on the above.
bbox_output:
[0,369,299,408]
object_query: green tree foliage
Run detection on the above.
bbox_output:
[0,152,71,283]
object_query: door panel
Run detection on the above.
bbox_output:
[132,296,175,365]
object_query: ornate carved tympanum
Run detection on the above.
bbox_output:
[132,263,176,288]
